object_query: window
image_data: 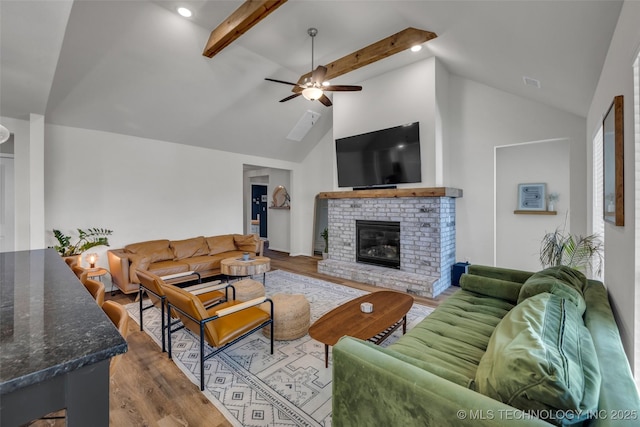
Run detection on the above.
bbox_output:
[633,51,640,388]
[592,125,605,280]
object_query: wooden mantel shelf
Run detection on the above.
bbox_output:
[318,187,463,199]
[514,210,557,215]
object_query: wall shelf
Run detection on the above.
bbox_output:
[269,206,290,210]
[513,210,557,215]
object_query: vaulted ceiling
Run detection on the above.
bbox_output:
[0,1,623,162]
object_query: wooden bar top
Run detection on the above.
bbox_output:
[318,187,462,199]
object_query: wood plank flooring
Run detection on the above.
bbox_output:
[27,250,455,426]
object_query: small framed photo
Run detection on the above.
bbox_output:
[518,183,546,211]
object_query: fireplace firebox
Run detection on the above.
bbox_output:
[356,220,400,269]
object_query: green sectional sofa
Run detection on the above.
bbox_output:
[333,265,640,426]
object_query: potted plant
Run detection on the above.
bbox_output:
[539,224,603,277]
[321,227,329,259]
[53,228,113,262]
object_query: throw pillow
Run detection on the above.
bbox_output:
[170,236,208,260]
[234,234,258,252]
[124,239,173,263]
[475,293,601,425]
[518,266,587,314]
[206,235,236,255]
[459,274,523,304]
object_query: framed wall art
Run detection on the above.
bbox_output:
[603,95,624,226]
[517,183,546,211]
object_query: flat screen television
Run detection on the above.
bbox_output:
[335,122,422,188]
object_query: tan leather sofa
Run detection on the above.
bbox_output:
[108,234,263,294]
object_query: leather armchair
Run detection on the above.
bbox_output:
[136,270,235,352]
[163,283,273,390]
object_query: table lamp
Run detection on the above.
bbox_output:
[86,253,98,269]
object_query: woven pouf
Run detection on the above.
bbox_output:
[233,278,265,302]
[263,293,310,341]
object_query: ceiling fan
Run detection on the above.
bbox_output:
[265,28,362,107]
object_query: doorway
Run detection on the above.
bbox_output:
[251,184,268,238]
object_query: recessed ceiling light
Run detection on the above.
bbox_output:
[410,45,422,53]
[177,7,192,18]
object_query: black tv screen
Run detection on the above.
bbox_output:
[335,122,422,188]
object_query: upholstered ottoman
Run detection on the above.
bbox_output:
[233,278,265,302]
[263,293,310,341]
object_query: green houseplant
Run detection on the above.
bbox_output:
[53,228,113,257]
[321,227,329,259]
[539,225,603,276]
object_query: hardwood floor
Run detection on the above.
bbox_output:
[28,249,455,426]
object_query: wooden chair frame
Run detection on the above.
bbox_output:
[167,297,274,391]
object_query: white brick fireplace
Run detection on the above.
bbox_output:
[317,187,462,298]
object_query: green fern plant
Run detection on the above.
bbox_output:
[539,227,603,276]
[53,228,113,256]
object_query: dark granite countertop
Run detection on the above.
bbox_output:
[0,249,127,394]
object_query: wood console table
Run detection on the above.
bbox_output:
[0,249,127,426]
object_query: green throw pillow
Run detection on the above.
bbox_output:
[518,266,587,314]
[459,274,523,304]
[475,292,601,425]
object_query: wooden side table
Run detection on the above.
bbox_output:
[220,256,270,284]
[87,267,108,281]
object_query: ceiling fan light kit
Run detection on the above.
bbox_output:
[302,87,323,101]
[265,27,362,107]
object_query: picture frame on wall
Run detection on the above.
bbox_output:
[517,183,546,211]
[603,95,624,226]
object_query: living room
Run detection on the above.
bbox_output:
[1,0,640,425]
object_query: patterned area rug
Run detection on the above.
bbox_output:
[126,270,433,427]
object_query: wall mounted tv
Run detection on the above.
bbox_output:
[335,121,422,188]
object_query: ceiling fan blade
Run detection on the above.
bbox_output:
[279,93,301,103]
[318,93,332,107]
[323,85,363,92]
[265,78,298,86]
[311,65,327,84]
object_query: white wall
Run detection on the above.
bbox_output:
[29,114,45,249]
[447,76,587,266]
[586,0,640,372]
[0,115,40,251]
[333,57,441,188]
[292,129,335,256]
[44,124,298,268]
[496,139,570,271]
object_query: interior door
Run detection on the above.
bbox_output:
[251,185,268,238]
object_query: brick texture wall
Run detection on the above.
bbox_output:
[318,196,456,298]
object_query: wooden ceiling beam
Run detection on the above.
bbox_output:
[295,27,437,85]
[202,0,288,58]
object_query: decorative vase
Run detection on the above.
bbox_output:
[322,252,328,260]
[548,202,555,212]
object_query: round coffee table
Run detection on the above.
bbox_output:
[220,256,271,284]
